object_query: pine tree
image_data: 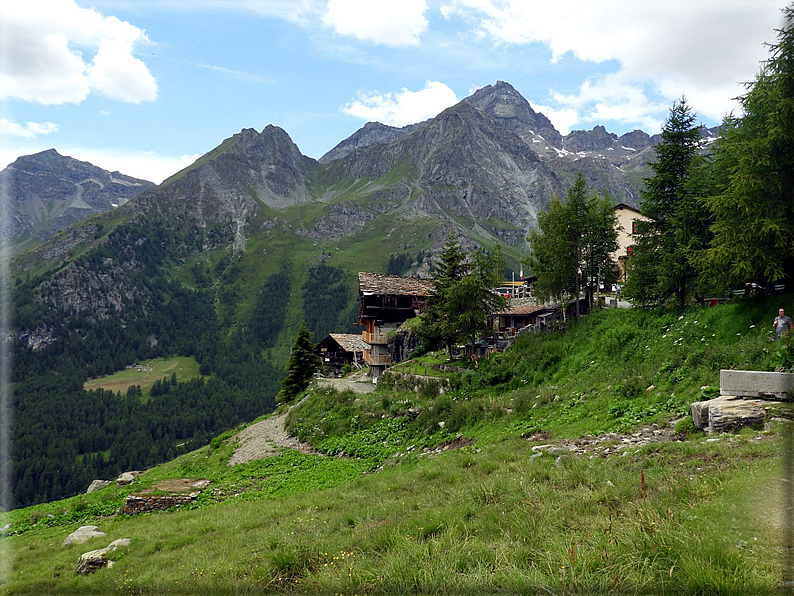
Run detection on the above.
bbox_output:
[278,322,320,403]
[702,7,794,287]
[419,234,507,357]
[624,98,707,306]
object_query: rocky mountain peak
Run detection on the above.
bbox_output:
[1,149,154,242]
[465,81,563,148]
[562,125,619,153]
[320,120,427,163]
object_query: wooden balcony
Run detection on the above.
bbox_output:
[362,331,389,345]
[363,351,391,366]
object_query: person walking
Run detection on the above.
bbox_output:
[773,308,793,338]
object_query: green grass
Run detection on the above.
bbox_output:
[5,296,793,594]
[83,356,205,397]
[2,429,783,594]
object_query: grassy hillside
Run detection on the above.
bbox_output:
[4,297,791,594]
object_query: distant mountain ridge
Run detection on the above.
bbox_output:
[0,149,154,244]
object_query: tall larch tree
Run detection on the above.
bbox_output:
[702,6,794,287]
[527,173,617,320]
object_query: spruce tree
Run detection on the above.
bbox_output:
[279,322,320,403]
[624,98,707,306]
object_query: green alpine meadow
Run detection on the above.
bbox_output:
[3,5,794,595]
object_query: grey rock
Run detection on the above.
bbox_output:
[115,471,141,486]
[86,480,111,494]
[690,395,767,433]
[63,526,106,546]
[76,538,130,574]
[0,149,154,241]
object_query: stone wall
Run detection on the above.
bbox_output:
[123,493,198,515]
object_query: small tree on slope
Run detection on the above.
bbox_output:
[279,321,320,403]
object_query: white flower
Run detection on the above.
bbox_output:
[750,325,755,329]
[678,315,684,320]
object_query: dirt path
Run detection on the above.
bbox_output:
[228,411,314,466]
[317,369,376,394]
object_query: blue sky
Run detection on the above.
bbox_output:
[0,0,785,183]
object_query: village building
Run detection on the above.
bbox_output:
[316,333,368,377]
[358,272,434,379]
[490,298,562,337]
[613,203,649,284]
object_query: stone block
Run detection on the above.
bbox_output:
[720,369,794,400]
[690,395,767,433]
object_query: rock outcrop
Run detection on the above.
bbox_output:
[86,480,111,494]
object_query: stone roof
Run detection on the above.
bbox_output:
[492,298,558,316]
[358,272,434,296]
[328,333,368,353]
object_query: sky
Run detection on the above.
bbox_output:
[0,0,787,184]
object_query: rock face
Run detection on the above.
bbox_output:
[0,149,153,241]
[464,80,563,149]
[388,325,421,364]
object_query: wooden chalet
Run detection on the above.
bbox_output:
[358,272,434,378]
[490,299,562,337]
[316,333,368,377]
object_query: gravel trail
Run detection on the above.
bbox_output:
[228,411,313,466]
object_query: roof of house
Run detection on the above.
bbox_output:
[358,272,434,297]
[491,299,559,316]
[328,333,368,353]
[614,203,642,215]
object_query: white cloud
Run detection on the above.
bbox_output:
[0,0,157,105]
[323,0,428,47]
[0,119,59,138]
[149,0,319,23]
[342,81,459,126]
[440,0,781,128]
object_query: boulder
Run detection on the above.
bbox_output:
[115,471,141,487]
[86,479,111,494]
[76,538,130,574]
[63,525,106,546]
[690,395,767,433]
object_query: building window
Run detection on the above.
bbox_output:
[627,245,634,256]
[631,220,639,234]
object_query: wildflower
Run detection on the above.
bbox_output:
[678,315,684,320]
[750,325,755,329]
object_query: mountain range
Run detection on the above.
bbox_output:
[10,81,721,349]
